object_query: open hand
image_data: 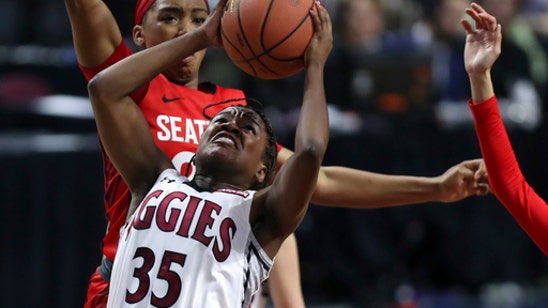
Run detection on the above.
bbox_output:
[461,3,502,76]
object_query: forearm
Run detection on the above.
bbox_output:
[268,234,305,308]
[311,166,442,208]
[469,71,495,103]
[295,62,329,153]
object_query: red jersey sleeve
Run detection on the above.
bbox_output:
[470,96,548,255]
[78,41,133,81]
[78,41,147,104]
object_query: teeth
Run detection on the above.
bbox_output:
[215,136,235,145]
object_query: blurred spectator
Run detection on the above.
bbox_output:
[523,0,548,36]
[417,0,543,131]
[325,0,430,125]
[480,0,548,87]
[480,0,548,125]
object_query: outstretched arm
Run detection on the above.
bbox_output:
[277,149,489,208]
[465,3,548,255]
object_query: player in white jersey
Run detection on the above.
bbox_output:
[108,169,272,307]
[87,0,333,306]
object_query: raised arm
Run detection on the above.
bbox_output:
[465,3,548,255]
[255,3,332,257]
[64,0,122,68]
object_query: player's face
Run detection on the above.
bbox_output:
[196,107,268,187]
[138,0,209,85]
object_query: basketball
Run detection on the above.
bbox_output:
[220,0,315,79]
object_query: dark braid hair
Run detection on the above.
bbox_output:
[203,98,278,190]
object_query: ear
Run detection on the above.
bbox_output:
[255,163,267,184]
[133,25,145,47]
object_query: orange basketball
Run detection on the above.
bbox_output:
[220,0,315,79]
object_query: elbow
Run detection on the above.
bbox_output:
[87,72,111,105]
[297,139,327,164]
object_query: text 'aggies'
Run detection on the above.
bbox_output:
[156,115,210,144]
[128,188,237,262]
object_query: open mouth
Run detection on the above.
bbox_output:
[212,132,238,148]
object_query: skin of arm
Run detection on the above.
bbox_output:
[251,3,332,259]
[464,3,548,255]
[277,148,488,208]
[268,233,305,308]
[64,0,121,68]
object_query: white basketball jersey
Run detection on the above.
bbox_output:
[107,169,273,308]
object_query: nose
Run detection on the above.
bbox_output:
[177,18,194,36]
[221,120,241,134]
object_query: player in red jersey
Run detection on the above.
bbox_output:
[64,0,490,306]
[464,3,548,256]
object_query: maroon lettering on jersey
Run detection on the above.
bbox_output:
[213,218,237,262]
[191,200,221,246]
[176,196,201,237]
[156,192,187,232]
[132,190,163,230]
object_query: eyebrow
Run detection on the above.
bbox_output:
[192,7,209,14]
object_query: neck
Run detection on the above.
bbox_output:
[192,174,247,191]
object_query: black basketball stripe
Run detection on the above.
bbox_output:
[256,0,314,61]
[222,0,313,78]
[220,26,259,76]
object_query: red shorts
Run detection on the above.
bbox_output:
[83,267,109,308]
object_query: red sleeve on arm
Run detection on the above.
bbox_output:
[77,41,147,104]
[78,41,133,81]
[470,96,548,255]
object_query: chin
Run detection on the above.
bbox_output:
[165,67,195,84]
[201,146,237,163]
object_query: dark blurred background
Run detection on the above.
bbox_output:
[3,0,548,307]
